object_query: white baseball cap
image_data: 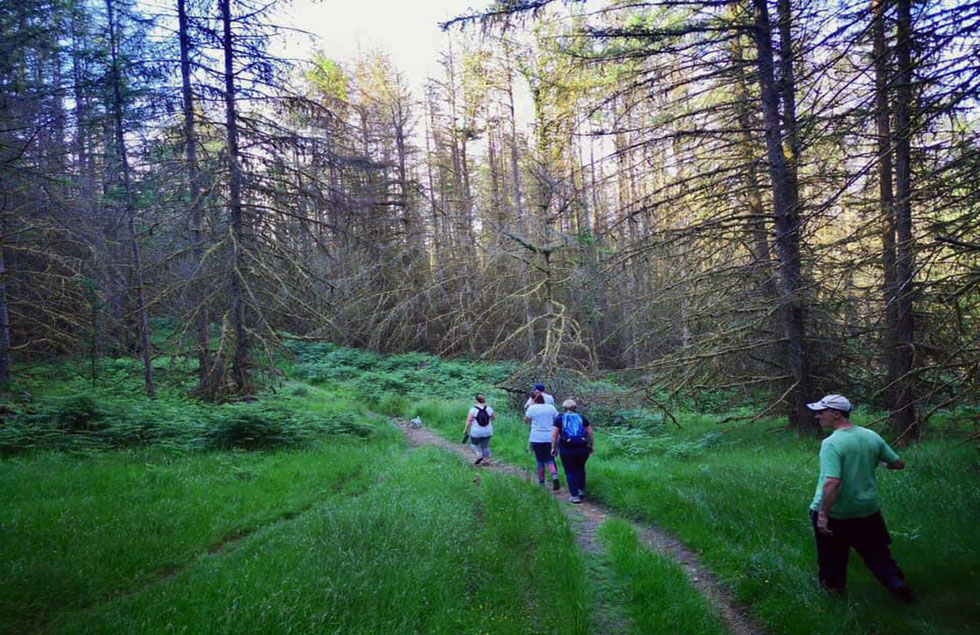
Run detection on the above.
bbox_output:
[562,399,577,409]
[806,394,851,413]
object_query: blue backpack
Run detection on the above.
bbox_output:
[560,412,587,446]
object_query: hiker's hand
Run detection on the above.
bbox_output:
[817,512,832,536]
[550,446,556,457]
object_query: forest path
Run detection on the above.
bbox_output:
[396,419,764,635]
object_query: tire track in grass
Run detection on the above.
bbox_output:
[42,464,374,634]
[396,419,764,635]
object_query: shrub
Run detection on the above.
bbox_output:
[607,408,665,432]
[50,394,108,432]
[376,392,411,417]
[205,404,304,451]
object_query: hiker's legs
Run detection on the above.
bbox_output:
[530,442,552,483]
[811,511,850,594]
[851,512,908,593]
[471,436,490,458]
[560,449,587,497]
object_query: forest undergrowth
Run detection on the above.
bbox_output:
[0,342,977,634]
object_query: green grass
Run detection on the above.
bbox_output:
[46,448,590,634]
[587,418,980,635]
[409,396,980,634]
[597,518,728,634]
[5,344,979,634]
[0,438,397,633]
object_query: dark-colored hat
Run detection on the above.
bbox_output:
[533,383,545,391]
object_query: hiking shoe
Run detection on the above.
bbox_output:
[552,478,560,491]
[570,496,582,504]
[474,457,484,465]
[890,583,914,605]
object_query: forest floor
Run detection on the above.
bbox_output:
[396,417,764,635]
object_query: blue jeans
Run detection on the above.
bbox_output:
[469,435,491,458]
[559,445,590,496]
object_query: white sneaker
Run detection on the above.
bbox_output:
[570,496,582,504]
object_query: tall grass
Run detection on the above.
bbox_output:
[0,439,397,633]
[597,519,728,635]
[410,396,979,634]
[588,417,980,635]
[50,448,590,634]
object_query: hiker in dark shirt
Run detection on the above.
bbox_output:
[551,399,594,504]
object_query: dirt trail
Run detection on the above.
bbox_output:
[397,420,764,635]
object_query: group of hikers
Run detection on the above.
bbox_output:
[461,383,594,503]
[458,387,915,604]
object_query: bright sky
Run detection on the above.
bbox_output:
[272,0,492,94]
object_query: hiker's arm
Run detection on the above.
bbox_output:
[464,411,473,434]
[884,458,904,470]
[587,425,595,451]
[550,426,559,456]
[817,477,841,535]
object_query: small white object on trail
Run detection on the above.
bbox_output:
[409,417,422,429]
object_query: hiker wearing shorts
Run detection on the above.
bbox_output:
[525,393,560,490]
[552,399,594,504]
[463,394,494,465]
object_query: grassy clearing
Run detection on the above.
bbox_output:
[49,448,589,634]
[596,519,728,635]
[589,419,980,635]
[0,437,397,634]
[5,343,979,634]
[405,396,980,634]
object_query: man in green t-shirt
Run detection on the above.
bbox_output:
[808,394,913,604]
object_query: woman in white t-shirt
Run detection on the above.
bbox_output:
[463,394,494,465]
[524,393,561,490]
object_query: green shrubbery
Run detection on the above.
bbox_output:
[0,388,374,454]
[287,341,514,403]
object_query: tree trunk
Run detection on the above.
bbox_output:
[178,0,211,384]
[106,0,155,398]
[505,59,534,359]
[891,0,917,438]
[872,0,900,414]
[752,0,814,433]
[220,0,249,393]
[0,220,11,383]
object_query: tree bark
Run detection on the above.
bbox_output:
[178,0,211,384]
[872,0,900,414]
[0,217,11,383]
[890,0,917,438]
[752,0,814,432]
[505,56,535,359]
[220,0,249,393]
[106,0,155,398]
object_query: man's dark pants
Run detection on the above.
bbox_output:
[809,510,906,594]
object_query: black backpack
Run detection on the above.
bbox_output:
[474,406,491,427]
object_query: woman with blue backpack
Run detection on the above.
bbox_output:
[551,399,594,504]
